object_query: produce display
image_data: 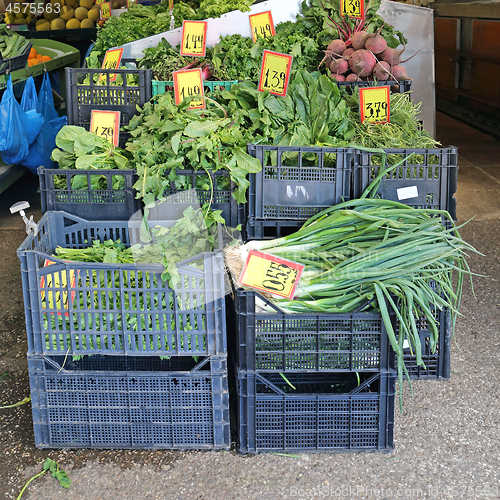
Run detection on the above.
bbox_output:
[27,47,51,66]
[35,0,99,30]
[0,25,31,60]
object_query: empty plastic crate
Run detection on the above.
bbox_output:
[335,80,412,94]
[237,370,395,453]
[18,211,226,357]
[29,354,230,449]
[231,286,395,373]
[353,148,458,220]
[152,80,238,96]
[65,67,153,148]
[39,167,140,221]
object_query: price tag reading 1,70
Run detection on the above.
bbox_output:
[180,20,207,57]
[173,68,205,109]
[258,50,293,97]
[249,11,275,43]
[239,250,305,300]
[100,2,111,19]
[340,0,365,19]
[359,86,390,124]
[90,110,121,146]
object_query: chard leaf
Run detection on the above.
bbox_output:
[184,120,221,137]
[234,147,262,174]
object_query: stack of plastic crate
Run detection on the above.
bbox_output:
[17,211,230,449]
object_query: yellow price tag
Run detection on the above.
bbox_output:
[249,11,275,43]
[90,110,121,146]
[40,260,77,315]
[180,20,207,57]
[100,47,123,82]
[238,250,304,300]
[340,0,365,19]
[100,2,111,19]
[173,68,205,109]
[95,0,105,4]
[359,86,390,124]
[258,50,293,97]
[169,0,173,10]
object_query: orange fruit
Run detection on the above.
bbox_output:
[36,54,43,61]
[41,55,51,62]
[28,59,38,67]
[29,48,37,59]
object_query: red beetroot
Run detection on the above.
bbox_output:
[392,65,411,80]
[343,48,355,58]
[329,58,348,75]
[380,47,404,66]
[351,31,369,50]
[345,73,361,82]
[327,39,346,56]
[348,49,376,77]
[373,61,391,80]
[331,74,346,81]
[365,34,388,54]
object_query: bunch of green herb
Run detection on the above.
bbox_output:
[172,0,253,28]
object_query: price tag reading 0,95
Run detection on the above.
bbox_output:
[359,86,390,124]
[239,250,305,300]
[180,20,207,57]
[340,0,365,19]
[258,50,293,97]
[173,68,205,109]
[90,110,121,146]
[249,11,275,42]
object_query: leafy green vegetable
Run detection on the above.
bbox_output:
[17,459,70,500]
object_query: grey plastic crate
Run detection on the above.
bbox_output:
[237,370,395,453]
[18,211,226,357]
[29,354,230,449]
[353,148,458,220]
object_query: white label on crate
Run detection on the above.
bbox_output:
[397,185,419,200]
[286,185,309,199]
[403,338,410,349]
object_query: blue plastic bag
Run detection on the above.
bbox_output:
[37,72,59,122]
[20,77,38,112]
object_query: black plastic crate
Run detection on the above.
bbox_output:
[244,219,305,241]
[38,167,140,221]
[246,145,353,221]
[237,370,395,453]
[29,354,230,449]
[65,67,153,148]
[335,80,412,94]
[0,40,32,74]
[353,148,458,220]
[230,286,394,373]
[17,211,226,357]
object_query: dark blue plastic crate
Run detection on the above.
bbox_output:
[28,354,230,449]
[237,370,395,453]
[17,211,226,357]
[335,80,412,94]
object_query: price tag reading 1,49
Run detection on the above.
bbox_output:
[249,10,275,43]
[258,50,293,97]
[173,68,205,109]
[359,86,390,124]
[340,0,365,19]
[239,250,305,300]
[180,20,207,57]
[90,110,121,146]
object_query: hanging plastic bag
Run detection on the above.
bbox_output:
[20,77,38,112]
[19,76,45,145]
[37,72,59,122]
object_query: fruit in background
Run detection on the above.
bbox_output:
[66,18,80,28]
[51,18,66,29]
[44,10,58,21]
[79,0,94,9]
[36,19,50,30]
[74,6,88,20]
[65,0,78,7]
[60,6,74,20]
[80,18,94,28]
[87,7,99,22]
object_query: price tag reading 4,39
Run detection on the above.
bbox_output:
[258,50,293,97]
[340,0,365,19]
[239,250,305,300]
[180,20,207,57]
[249,11,275,42]
[90,110,121,146]
[173,68,205,109]
[359,86,390,124]
[100,1,111,19]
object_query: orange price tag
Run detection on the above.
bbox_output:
[169,0,173,10]
[90,110,121,146]
[359,86,390,124]
[258,50,293,97]
[173,68,205,109]
[238,250,304,300]
[100,47,123,82]
[340,0,365,19]
[249,11,275,43]
[180,20,207,57]
[100,2,111,19]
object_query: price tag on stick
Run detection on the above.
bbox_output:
[249,11,275,42]
[359,86,390,124]
[90,110,121,146]
[173,68,205,109]
[258,50,293,97]
[100,1,111,19]
[100,47,123,82]
[180,20,207,57]
[340,0,365,19]
[238,250,305,300]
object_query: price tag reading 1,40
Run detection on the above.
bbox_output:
[173,68,205,109]
[359,86,390,124]
[249,11,275,43]
[90,110,121,146]
[258,50,293,97]
[180,20,207,57]
[340,0,365,19]
[100,2,111,19]
[238,250,305,300]
[100,47,123,82]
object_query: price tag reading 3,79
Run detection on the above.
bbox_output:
[90,110,121,146]
[173,68,205,109]
[249,11,275,42]
[258,50,293,97]
[180,20,207,57]
[238,250,305,300]
[359,86,390,124]
[340,0,365,19]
